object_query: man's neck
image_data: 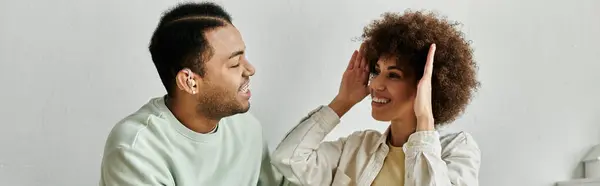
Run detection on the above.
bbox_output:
[388,118,417,147]
[166,96,220,134]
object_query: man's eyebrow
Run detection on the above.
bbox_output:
[228,50,244,59]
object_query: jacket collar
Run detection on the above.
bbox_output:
[370,126,440,154]
[370,127,391,154]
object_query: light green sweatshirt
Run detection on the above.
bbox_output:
[99,96,285,186]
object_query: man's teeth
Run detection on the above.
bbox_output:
[372,97,390,104]
[240,83,250,93]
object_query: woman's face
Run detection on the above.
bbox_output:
[369,55,418,122]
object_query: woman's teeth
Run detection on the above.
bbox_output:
[372,97,390,104]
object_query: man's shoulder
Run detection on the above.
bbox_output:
[105,115,151,148]
[103,98,167,152]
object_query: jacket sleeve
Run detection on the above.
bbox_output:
[258,139,300,186]
[270,105,347,186]
[404,131,481,186]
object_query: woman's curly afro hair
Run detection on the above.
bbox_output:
[361,10,479,125]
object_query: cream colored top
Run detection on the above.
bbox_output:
[371,141,405,186]
[271,105,481,186]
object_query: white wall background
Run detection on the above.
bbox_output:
[1,0,599,185]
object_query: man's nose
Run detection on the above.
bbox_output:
[242,60,255,77]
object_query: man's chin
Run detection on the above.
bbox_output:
[235,101,250,114]
[240,105,250,113]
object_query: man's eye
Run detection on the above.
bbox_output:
[232,64,240,68]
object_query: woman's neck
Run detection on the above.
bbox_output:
[388,118,417,147]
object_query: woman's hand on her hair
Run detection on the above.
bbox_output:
[329,43,370,117]
[414,44,436,131]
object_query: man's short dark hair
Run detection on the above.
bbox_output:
[149,2,233,95]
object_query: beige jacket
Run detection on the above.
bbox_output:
[271,105,481,186]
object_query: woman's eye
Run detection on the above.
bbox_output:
[388,73,401,79]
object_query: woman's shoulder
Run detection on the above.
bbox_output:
[439,131,478,145]
[335,129,480,155]
[439,131,481,156]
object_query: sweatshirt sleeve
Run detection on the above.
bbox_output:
[100,147,172,186]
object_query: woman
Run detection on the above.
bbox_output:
[271,10,480,186]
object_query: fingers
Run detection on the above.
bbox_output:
[360,67,370,85]
[358,52,366,70]
[423,43,436,80]
[347,50,358,70]
[349,43,368,71]
[354,46,363,70]
[358,42,367,70]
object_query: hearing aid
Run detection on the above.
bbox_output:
[185,69,197,94]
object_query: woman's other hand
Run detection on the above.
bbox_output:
[414,43,436,131]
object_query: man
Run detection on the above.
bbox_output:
[99,2,284,186]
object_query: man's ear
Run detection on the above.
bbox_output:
[175,68,199,95]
